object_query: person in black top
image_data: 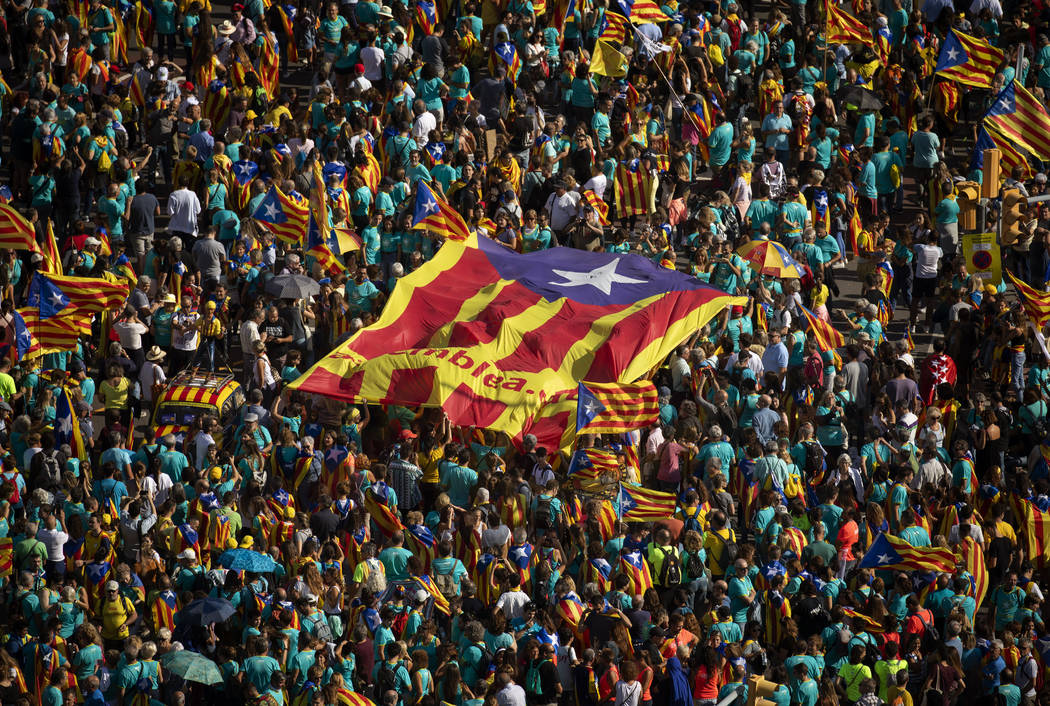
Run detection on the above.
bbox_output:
[260,305,292,370]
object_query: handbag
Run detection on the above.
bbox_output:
[920,662,944,706]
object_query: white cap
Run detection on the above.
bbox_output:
[179,549,196,560]
[157,67,168,81]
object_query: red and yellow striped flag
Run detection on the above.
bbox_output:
[825,1,876,49]
[259,35,280,99]
[799,303,845,349]
[620,482,676,521]
[576,381,659,434]
[1006,270,1050,327]
[984,124,1032,180]
[567,447,620,483]
[361,487,404,537]
[0,204,39,253]
[41,222,62,276]
[1011,494,1050,566]
[958,535,988,608]
[985,81,1050,161]
[619,550,653,594]
[583,189,610,225]
[858,532,958,573]
[599,11,629,42]
[934,29,1003,88]
[411,180,471,241]
[616,0,667,24]
[40,274,129,313]
[71,48,92,80]
[843,607,885,633]
[19,309,90,353]
[614,161,650,218]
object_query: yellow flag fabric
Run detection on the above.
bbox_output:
[590,40,628,78]
[287,236,745,451]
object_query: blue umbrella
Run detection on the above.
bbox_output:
[216,548,278,573]
[178,597,236,626]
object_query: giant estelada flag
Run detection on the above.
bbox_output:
[289,236,745,449]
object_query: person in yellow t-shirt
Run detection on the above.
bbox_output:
[702,511,736,579]
[99,580,138,648]
[417,412,452,507]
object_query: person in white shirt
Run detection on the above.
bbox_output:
[37,515,69,578]
[544,181,582,237]
[360,42,385,82]
[411,100,437,149]
[138,347,168,407]
[494,574,531,621]
[171,294,201,371]
[167,177,202,239]
[239,309,264,381]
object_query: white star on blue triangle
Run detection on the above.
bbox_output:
[858,533,904,568]
[576,383,608,431]
[13,312,33,358]
[254,189,289,224]
[935,31,968,72]
[413,182,441,225]
[987,84,1017,118]
[621,488,638,513]
[30,274,70,319]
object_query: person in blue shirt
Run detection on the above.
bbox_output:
[761,101,793,165]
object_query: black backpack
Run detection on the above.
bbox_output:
[715,530,738,570]
[374,662,399,701]
[533,496,555,530]
[32,450,62,489]
[474,643,495,676]
[658,547,683,586]
[915,611,941,653]
[802,441,824,474]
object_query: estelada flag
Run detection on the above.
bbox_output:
[935,29,1003,88]
[1006,269,1050,327]
[362,486,404,537]
[599,11,629,42]
[567,447,620,483]
[857,532,958,573]
[576,381,659,434]
[411,180,471,241]
[620,482,676,521]
[619,550,653,595]
[984,81,1050,161]
[286,236,745,451]
[614,0,666,24]
[32,273,129,314]
[253,184,310,246]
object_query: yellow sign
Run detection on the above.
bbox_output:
[962,232,1002,286]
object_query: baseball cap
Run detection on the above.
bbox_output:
[105,580,119,591]
[399,428,418,440]
[245,412,259,423]
[179,549,196,560]
[209,466,222,481]
[183,81,195,92]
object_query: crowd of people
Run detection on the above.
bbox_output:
[1,0,1050,705]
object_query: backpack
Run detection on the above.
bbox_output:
[473,643,495,676]
[657,547,683,586]
[373,662,399,701]
[0,471,20,505]
[311,612,334,643]
[682,507,703,535]
[433,560,457,600]
[390,611,409,638]
[714,529,738,570]
[685,550,706,581]
[32,450,62,490]
[533,496,555,530]
[131,662,152,696]
[526,658,551,696]
[914,610,940,653]
[802,441,824,475]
